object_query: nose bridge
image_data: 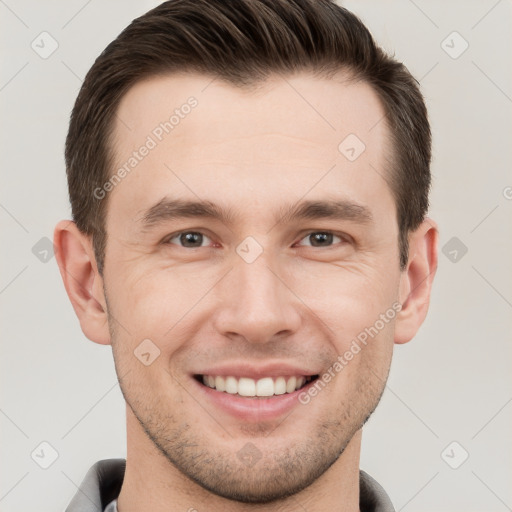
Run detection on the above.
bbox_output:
[212,243,301,344]
[237,249,281,309]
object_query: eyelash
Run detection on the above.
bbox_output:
[163,230,350,249]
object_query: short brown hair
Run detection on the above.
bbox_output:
[65,0,431,274]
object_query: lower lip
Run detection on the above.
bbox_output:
[192,377,317,422]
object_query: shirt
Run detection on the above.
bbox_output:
[66,458,395,512]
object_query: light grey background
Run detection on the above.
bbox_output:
[1,1,511,511]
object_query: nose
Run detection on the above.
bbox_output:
[211,248,302,345]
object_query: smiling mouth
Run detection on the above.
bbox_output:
[194,374,319,398]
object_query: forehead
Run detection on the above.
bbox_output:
[114,71,388,148]
[108,71,393,229]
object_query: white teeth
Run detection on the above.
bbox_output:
[286,376,297,393]
[215,376,226,392]
[225,376,237,394]
[203,375,217,389]
[256,377,274,396]
[201,375,313,397]
[274,377,286,395]
[238,377,256,397]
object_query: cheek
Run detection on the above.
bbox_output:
[287,260,398,341]
[108,262,224,340]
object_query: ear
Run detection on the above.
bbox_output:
[394,218,439,345]
[53,220,111,345]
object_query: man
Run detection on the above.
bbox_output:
[55,0,438,510]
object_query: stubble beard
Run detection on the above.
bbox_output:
[106,294,390,504]
[114,353,389,504]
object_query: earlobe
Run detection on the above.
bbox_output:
[394,218,439,345]
[53,220,111,345]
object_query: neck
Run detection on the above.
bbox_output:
[117,407,362,512]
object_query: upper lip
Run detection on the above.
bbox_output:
[193,361,320,380]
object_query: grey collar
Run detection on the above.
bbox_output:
[66,459,395,512]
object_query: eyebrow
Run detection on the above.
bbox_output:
[139,197,373,230]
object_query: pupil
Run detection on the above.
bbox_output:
[311,232,332,246]
[182,232,202,247]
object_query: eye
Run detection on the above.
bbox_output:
[295,231,347,248]
[164,231,213,248]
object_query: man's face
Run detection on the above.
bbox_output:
[104,71,401,502]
